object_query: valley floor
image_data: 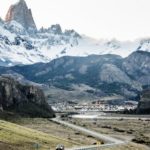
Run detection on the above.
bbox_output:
[100,143,150,150]
[0,113,150,150]
[0,117,99,150]
[67,115,150,150]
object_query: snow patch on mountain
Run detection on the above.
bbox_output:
[4,20,27,35]
[0,20,150,66]
[0,0,150,66]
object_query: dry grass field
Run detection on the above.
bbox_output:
[0,118,99,150]
[0,119,75,150]
[68,117,150,150]
[0,113,150,150]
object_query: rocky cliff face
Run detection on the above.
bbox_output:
[100,64,131,84]
[123,51,150,86]
[0,76,54,117]
[137,89,150,114]
[5,0,37,31]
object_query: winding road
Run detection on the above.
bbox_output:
[51,117,126,150]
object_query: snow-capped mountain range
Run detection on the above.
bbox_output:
[0,0,150,66]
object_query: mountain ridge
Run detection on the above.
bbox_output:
[0,51,149,100]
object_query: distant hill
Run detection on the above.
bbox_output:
[0,51,149,100]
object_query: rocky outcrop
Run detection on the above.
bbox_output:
[0,76,54,117]
[123,51,150,86]
[137,90,150,114]
[39,24,62,34]
[100,64,131,84]
[64,29,81,38]
[5,0,37,31]
[0,17,4,24]
[48,24,62,34]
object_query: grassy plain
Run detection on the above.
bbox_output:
[68,117,150,150]
[0,117,98,150]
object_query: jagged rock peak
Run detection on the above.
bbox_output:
[64,29,81,38]
[39,24,62,34]
[48,24,62,34]
[5,0,37,31]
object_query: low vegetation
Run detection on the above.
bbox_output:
[100,143,150,150]
[69,117,150,149]
[132,134,150,146]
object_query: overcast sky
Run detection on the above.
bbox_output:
[0,0,150,41]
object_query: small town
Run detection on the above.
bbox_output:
[52,100,138,112]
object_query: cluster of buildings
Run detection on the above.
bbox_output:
[52,100,138,112]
